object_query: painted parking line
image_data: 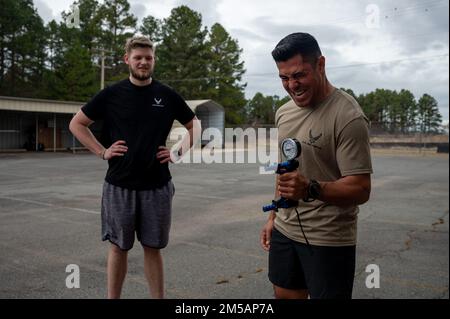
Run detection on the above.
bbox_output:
[0,196,100,215]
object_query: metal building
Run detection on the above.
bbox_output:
[0,96,83,152]
[169,100,225,148]
[0,96,225,151]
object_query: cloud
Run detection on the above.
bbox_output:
[129,0,174,19]
[129,3,147,21]
[248,16,363,46]
[33,0,54,22]
[229,28,268,43]
[174,0,223,27]
[376,0,449,55]
[236,1,449,119]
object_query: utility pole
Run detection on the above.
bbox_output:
[93,48,112,90]
[100,50,105,90]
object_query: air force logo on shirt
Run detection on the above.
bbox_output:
[302,129,323,150]
[152,98,165,107]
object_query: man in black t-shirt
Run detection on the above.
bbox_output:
[70,36,199,299]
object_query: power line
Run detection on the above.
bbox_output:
[242,54,449,78]
[268,0,449,30]
[159,53,448,82]
[328,53,449,70]
[243,30,449,59]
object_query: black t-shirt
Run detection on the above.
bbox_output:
[81,78,195,190]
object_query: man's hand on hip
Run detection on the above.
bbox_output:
[104,140,128,160]
[156,146,174,164]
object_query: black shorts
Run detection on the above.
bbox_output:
[268,227,356,299]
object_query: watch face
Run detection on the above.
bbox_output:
[281,138,301,160]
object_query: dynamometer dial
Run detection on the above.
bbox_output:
[281,138,301,160]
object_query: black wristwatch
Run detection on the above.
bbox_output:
[305,179,322,201]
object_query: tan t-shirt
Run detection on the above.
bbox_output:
[274,88,373,246]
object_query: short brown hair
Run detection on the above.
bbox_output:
[125,36,154,54]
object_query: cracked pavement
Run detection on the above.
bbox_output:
[0,151,448,299]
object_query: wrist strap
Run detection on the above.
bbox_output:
[303,180,314,202]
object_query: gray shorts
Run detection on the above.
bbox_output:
[101,180,175,250]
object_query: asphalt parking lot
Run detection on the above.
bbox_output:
[0,150,448,299]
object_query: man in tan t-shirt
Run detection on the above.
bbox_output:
[260,32,373,299]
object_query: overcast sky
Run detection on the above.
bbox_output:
[34,0,449,122]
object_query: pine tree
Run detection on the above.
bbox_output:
[0,0,47,97]
[417,94,442,133]
[99,0,137,79]
[140,15,162,44]
[155,6,209,99]
[247,93,289,125]
[396,89,416,133]
[53,39,97,101]
[206,23,246,124]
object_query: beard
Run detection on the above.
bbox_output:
[129,66,153,81]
